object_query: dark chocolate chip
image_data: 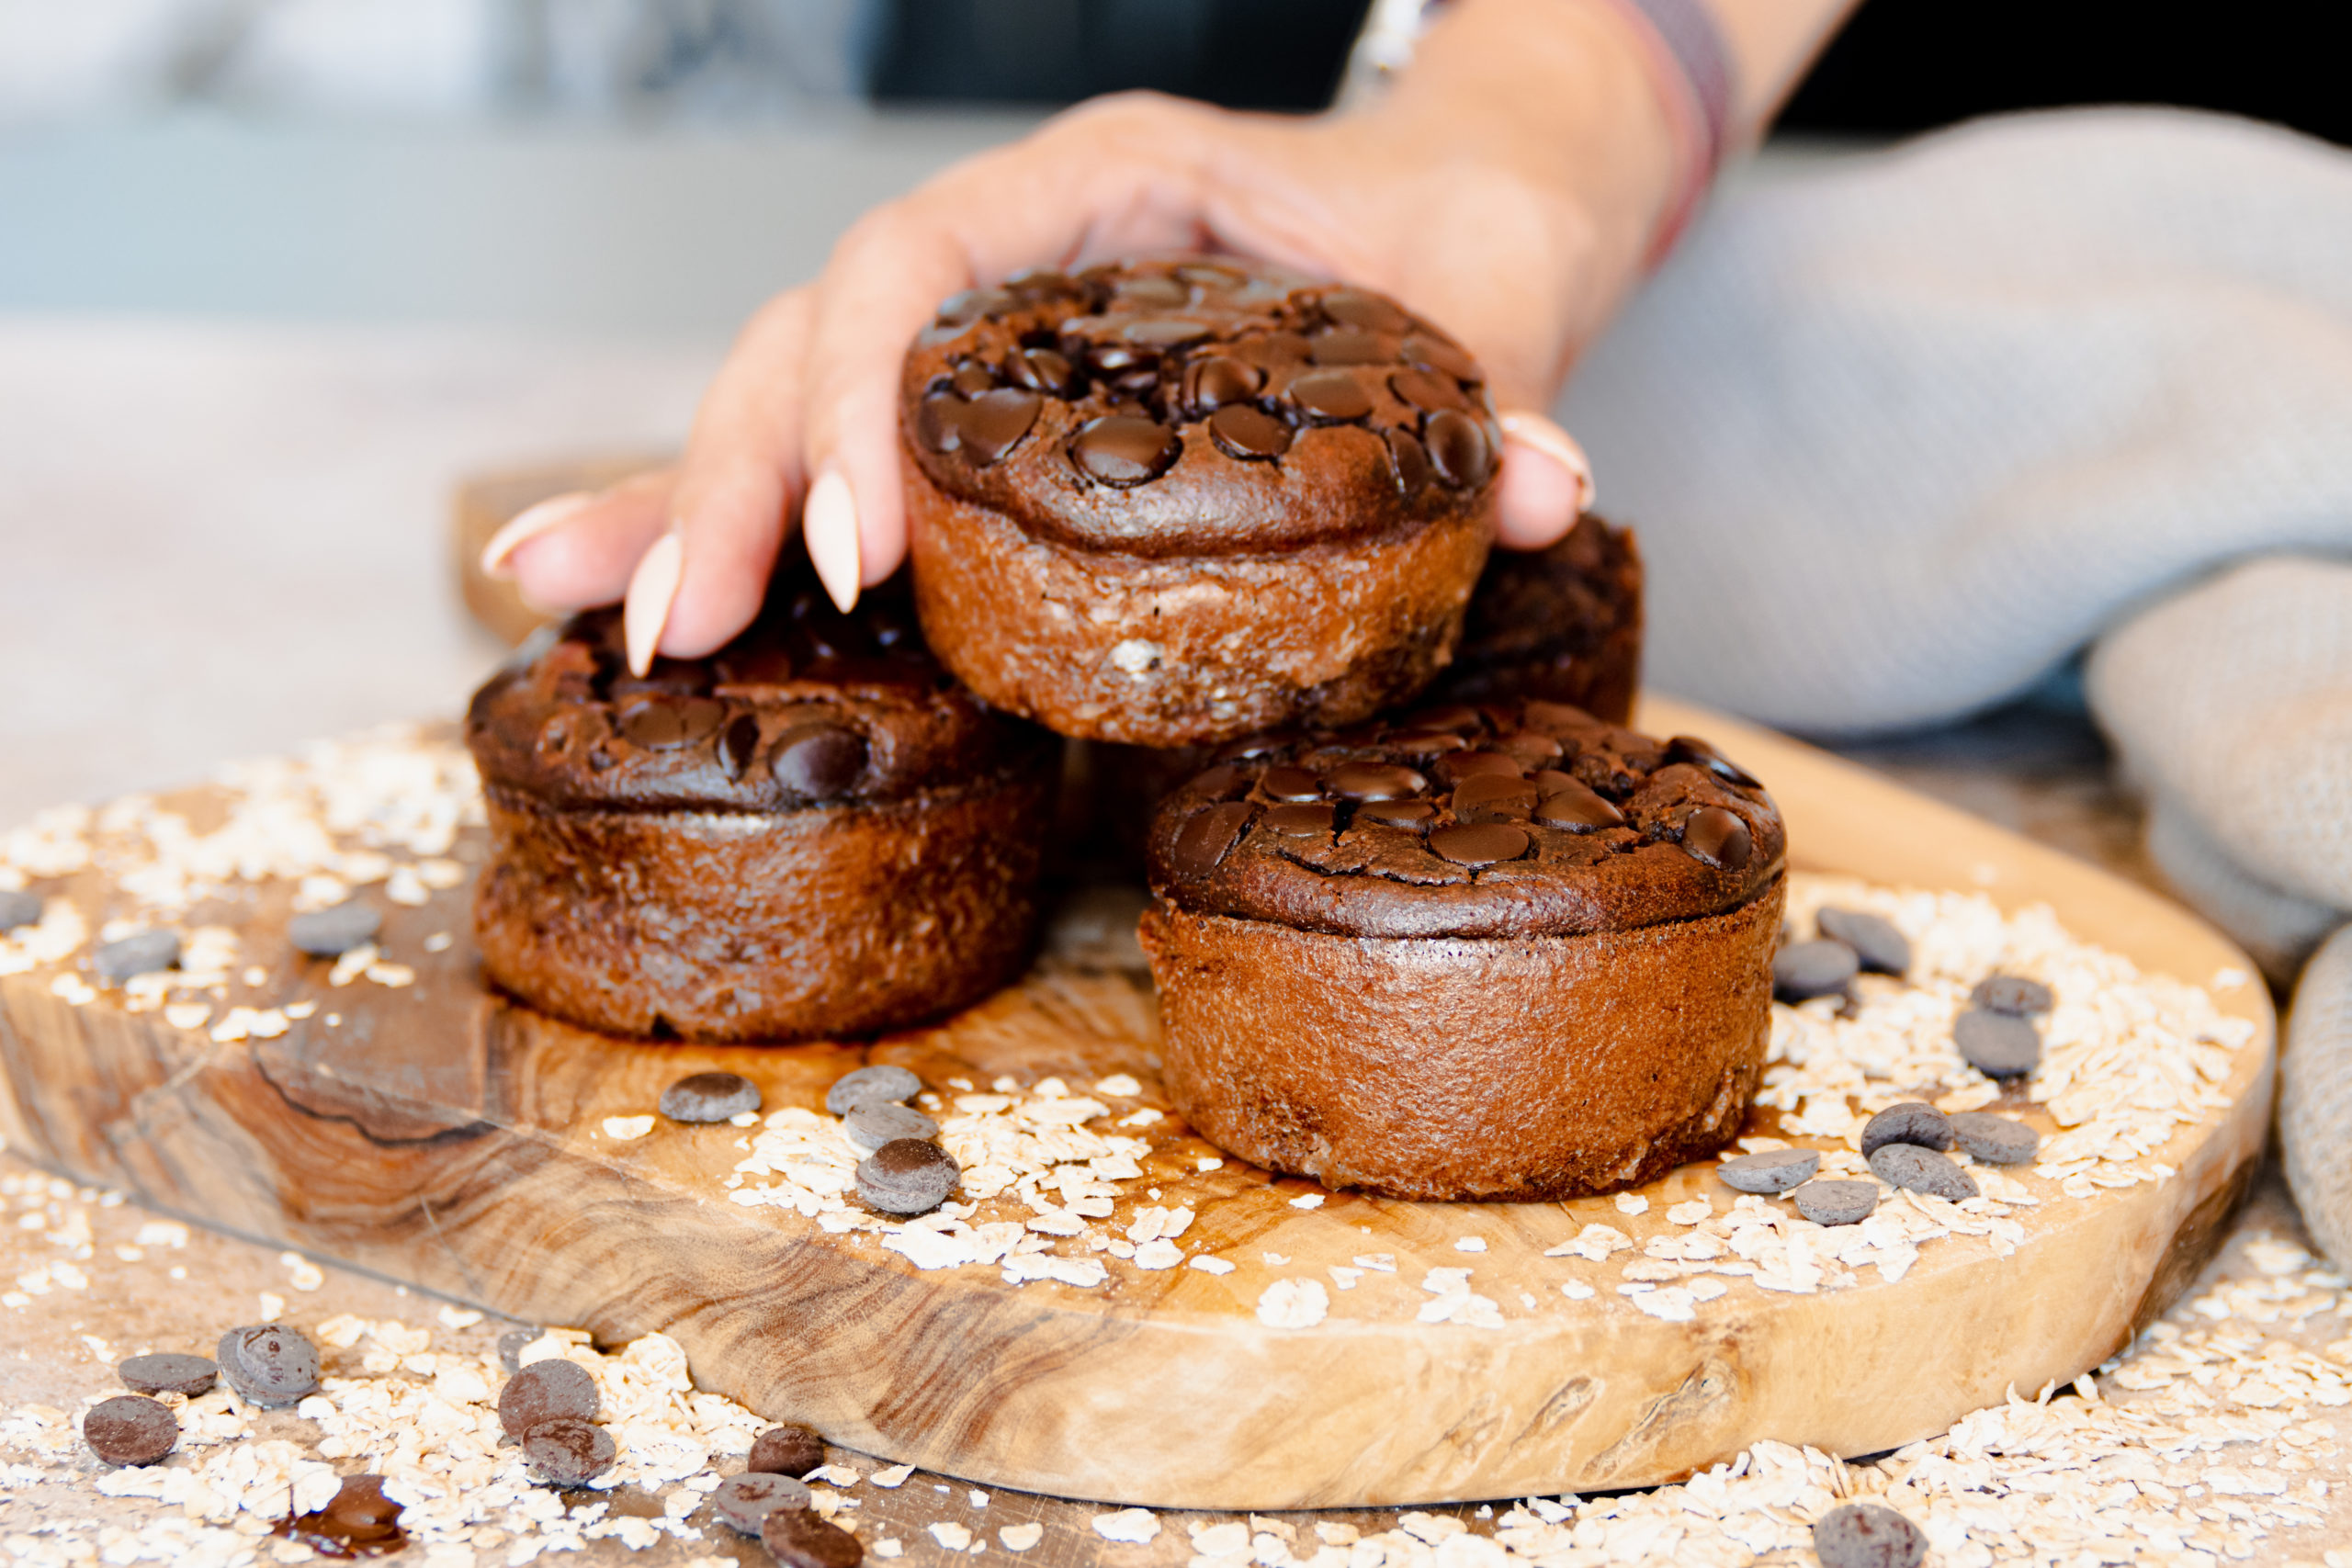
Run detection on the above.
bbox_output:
[619,696,728,750]
[292,1474,407,1554]
[1309,329,1386,365]
[1868,1142,1979,1201]
[1816,908,1910,976]
[217,1324,321,1407]
[499,1358,599,1438]
[119,1352,217,1397]
[1114,275,1188,308]
[0,889,41,931]
[659,1071,762,1124]
[915,391,965,454]
[1386,729,1465,757]
[1326,763,1427,801]
[1320,289,1412,333]
[1184,355,1261,412]
[1005,347,1075,395]
[844,1102,940,1151]
[1718,1148,1820,1194]
[1664,735,1763,789]
[1680,807,1753,870]
[1496,732,1566,767]
[855,1138,960,1215]
[1119,317,1208,349]
[825,1066,922,1117]
[1390,368,1468,412]
[1948,1111,2041,1165]
[94,929,178,982]
[1971,974,2053,1015]
[1954,1008,2042,1077]
[1452,775,1536,822]
[1260,767,1324,803]
[288,901,380,958]
[950,361,996,398]
[1400,334,1481,382]
[933,288,1011,327]
[1354,800,1435,831]
[770,724,866,799]
[1262,803,1336,837]
[1774,940,1860,1002]
[1069,416,1180,486]
[1208,404,1293,460]
[84,1394,177,1467]
[1532,775,1626,830]
[957,389,1041,466]
[1424,409,1492,488]
[763,1505,865,1568]
[1814,1502,1926,1568]
[1860,1102,1953,1156]
[719,714,762,781]
[1792,1180,1879,1226]
[523,1418,616,1487]
[498,1328,537,1373]
[1385,428,1431,494]
[1286,370,1373,422]
[1405,705,1484,733]
[1171,801,1254,878]
[748,1423,828,1478]
[1430,824,1530,867]
[711,1471,812,1536]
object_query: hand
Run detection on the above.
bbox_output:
[484,0,1678,672]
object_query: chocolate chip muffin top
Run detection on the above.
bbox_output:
[901,255,1501,558]
[467,570,1051,814]
[1147,700,1783,940]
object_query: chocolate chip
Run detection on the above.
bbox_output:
[1718,1148,1820,1194]
[619,695,727,750]
[1401,334,1481,381]
[1005,347,1075,395]
[1263,803,1336,837]
[1387,729,1465,757]
[119,1352,217,1397]
[1496,732,1565,767]
[1171,800,1253,879]
[825,1065,922,1116]
[1208,404,1293,460]
[856,1138,960,1215]
[94,929,178,982]
[719,714,762,781]
[1532,775,1625,830]
[1326,763,1427,801]
[0,889,41,931]
[915,391,964,453]
[933,288,1011,327]
[1816,908,1910,976]
[1949,1111,2041,1165]
[1309,329,1386,365]
[1430,824,1529,867]
[1120,317,1208,349]
[1320,289,1412,333]
[1792,1180,1879,1226]
[523,1418,615,1487]
[288,901,380,957]
[763,1505,865,1568]
[1424,409,1492,487]
[1774,940,1860,1001]
[499,1357,599,1438]
[1184,355,1261,412]
[1970,974,2053,1015]
[1443,751,1522,783]
[291,1474,407,1554]
[84,1395,177,1466]
[1354,800,1435,830]
[957,389,1041,466]
[1286,370,1373,422]
[1069,415,1180,485]
[498,1329,537,1373]
[1452,775,1536,822]
[1954,1008,2042,1077]
[659,1071,762,1123]
[1385,428,1431,494]
[949,360,996,398]
[1260,767,1324,803]
[1860,1101,1954,1156]
[1868,1142,1979,1201]
[844,1102,940,1151]
[770,724,866,798]
[1813,1501,1926,1568]
[748,1423,827,1478]
[1114,275,1188,308]
[1405,704,1484,732]
[216,1324,321,1407]
[1679,807,1753,869]
[711,1471,812,1535]
[1390,368,1468,412]
[1664,735,1762,789]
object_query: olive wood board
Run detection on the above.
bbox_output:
[0,696,2275,1510]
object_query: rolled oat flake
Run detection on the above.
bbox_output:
[1813,1500,1927,1568]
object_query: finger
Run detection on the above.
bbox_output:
[495,468,675,610]
[1495,412,1595,551]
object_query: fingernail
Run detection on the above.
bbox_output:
[804,469,862,614]
[624,528,685,676]
[1499,413,1596,515]
[481,491,597,580]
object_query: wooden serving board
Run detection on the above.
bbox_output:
[0,698,2273,1510]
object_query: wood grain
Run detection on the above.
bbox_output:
[0,699,2275,1509]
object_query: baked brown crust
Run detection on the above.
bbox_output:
[465,570,1057,1042]
[899,256,1501,746]
[1431,513,1644,723]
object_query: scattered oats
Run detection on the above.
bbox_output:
[1093,1075,1142,1098]
[1454,1236,1487,1253]
[1132,1239,1182,1269]
[928,1523,972,1551]
[366,961,416,987]
[424,931,455,953]
[1614,1192,1649,1216]
[999,1522,1044,1551]
[1188,1256,1235,1276]
[1288,1194,1325,1210]
[1352,1253,1396,1272]
[1091,1508,1159,1544]
[164,1002,211,1030]
[437,1306,484,1329]
[601,1116,655,1142]
[1561,1280,1595,1300]
[1262,1252,1289,1266]
[1665,1198,1713,1225]
[1256,1278,1329,1329]
[871,1542,902,1559]
[1329,1267,1363,1291]
[1196,1156,1224,1171]
[870,1464,914,1487]
[278,1251,325,1292]
[258,1290,286,1320]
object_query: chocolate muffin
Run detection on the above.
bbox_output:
[900,256,1501,747]
[1430,513,1643,722]
[468,569,1057,1042]
[1137,700,1784,1200]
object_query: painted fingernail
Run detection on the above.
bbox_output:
[624,528,685,676]
[481,491,598,580]
[1499,413,1596,514]
[805,469,862,614]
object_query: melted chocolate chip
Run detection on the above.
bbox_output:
[1385,428,1431,494]
[770,724,866,798]
[288,900,380,957]
[1326,763,1426,801]
[1680,807,1753,869]
[825,1065,922,1115]
[914,392,964,453]
[1792,1179,1878,1226]
[1867,1142,1978,1201]
[1120,317,1209,348]
[1209,403,1293,459]
[1355,799,1436,831]
[855,1137,960,1215]
[1114,275,1188,308]
[956,389,1041,466]
[1717,1148,1819,1194]
[1443,751,1523,783]
[1666,735,1762,789]
[763,1506,865,1568]
[1390,368,1468,412]
[1286,370,1373,422]
[1954,1008,2042,1077]
[1263,803,1336,836]
[1402,333,1481,382]
[1005,347,1075,394]
[1532,774,1625,830]
[1860,1101,1953,1156]
[119,1352,218,1397]
[1948,1111,2041,1165]
[1453,775,1536,822]
[659,1071,761,1123]
[950,361,995,398]
[712,1471,812,1535]
[1261,766,1324,802]
[277,1474,408,1558]
[1171,801,1254,876]
[1430,823,1529,866]
[1309,329,1386,365]
[1184,355,1261,412]
[933,288,1011,327]
[523,1418,616,1487]
[1814,1501,1927,1568]
[1386,728,1464,756]
[85,1395,177,1466]
[1320,290,1413,333]
[1069,415,1180,485]
[500,1358,599,1438]
[748,1423,828,1478]
[619,696,727,750]
[718,713,762,781]
[1425,409,1493,488]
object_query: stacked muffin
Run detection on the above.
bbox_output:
[468,255,1777,1202]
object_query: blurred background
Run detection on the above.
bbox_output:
[2,0,2344,822]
